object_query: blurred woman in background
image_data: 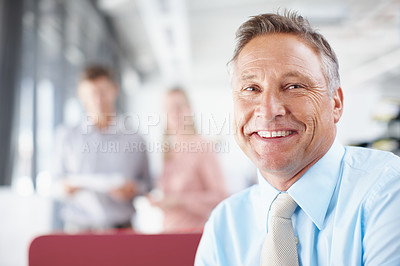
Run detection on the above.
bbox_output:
[149,88,227,232]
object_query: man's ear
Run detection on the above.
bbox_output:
[332,87,344,123]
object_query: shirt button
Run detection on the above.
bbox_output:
[295,236,299,245]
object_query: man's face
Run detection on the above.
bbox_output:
[78,76,118,115]
[232,33,343,187]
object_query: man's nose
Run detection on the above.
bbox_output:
[254,89,286,121]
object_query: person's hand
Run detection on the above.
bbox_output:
[64,183,81,196]
[146,193,157,206]
[146,189,163,206]
[109,180,137,201]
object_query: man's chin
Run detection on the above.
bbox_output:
[252,153,295,175]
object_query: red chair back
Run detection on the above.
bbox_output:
[29,232,202,266]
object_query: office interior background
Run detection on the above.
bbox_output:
[0,0,399,265]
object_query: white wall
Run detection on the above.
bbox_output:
[337,83,388,145]
[0,188,52,266]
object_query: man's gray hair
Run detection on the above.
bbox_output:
[229,11,340,95]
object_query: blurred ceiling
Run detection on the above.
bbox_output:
[98,0,400,96]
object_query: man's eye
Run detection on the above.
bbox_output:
[287,84,303,90]
[243,87,258,92]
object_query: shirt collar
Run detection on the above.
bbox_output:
[256,170,280,234]
[288,139,345,229]
[257,139,345,230]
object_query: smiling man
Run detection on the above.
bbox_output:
[195,12,400,266]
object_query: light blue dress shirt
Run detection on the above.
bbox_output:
[195,141,400,265]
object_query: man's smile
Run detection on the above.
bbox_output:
[256,130,294,138]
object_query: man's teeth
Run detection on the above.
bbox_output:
[257,130,293,138]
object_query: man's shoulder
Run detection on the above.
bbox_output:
[210,185,258,221]
[342,146,400,197]
[343,146,400,172]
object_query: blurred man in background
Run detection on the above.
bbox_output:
[53,65,151,232]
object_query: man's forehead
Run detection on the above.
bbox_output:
[233,60,315,79]
[232,44,324,82]
[236,69,314,82]
[234,54,310,76]
[238,67,262,78]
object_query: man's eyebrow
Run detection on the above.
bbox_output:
[282,71,302,78]
[282,71,313,81]
[239,74,258,81]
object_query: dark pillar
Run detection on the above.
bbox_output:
[0,0,24,186]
